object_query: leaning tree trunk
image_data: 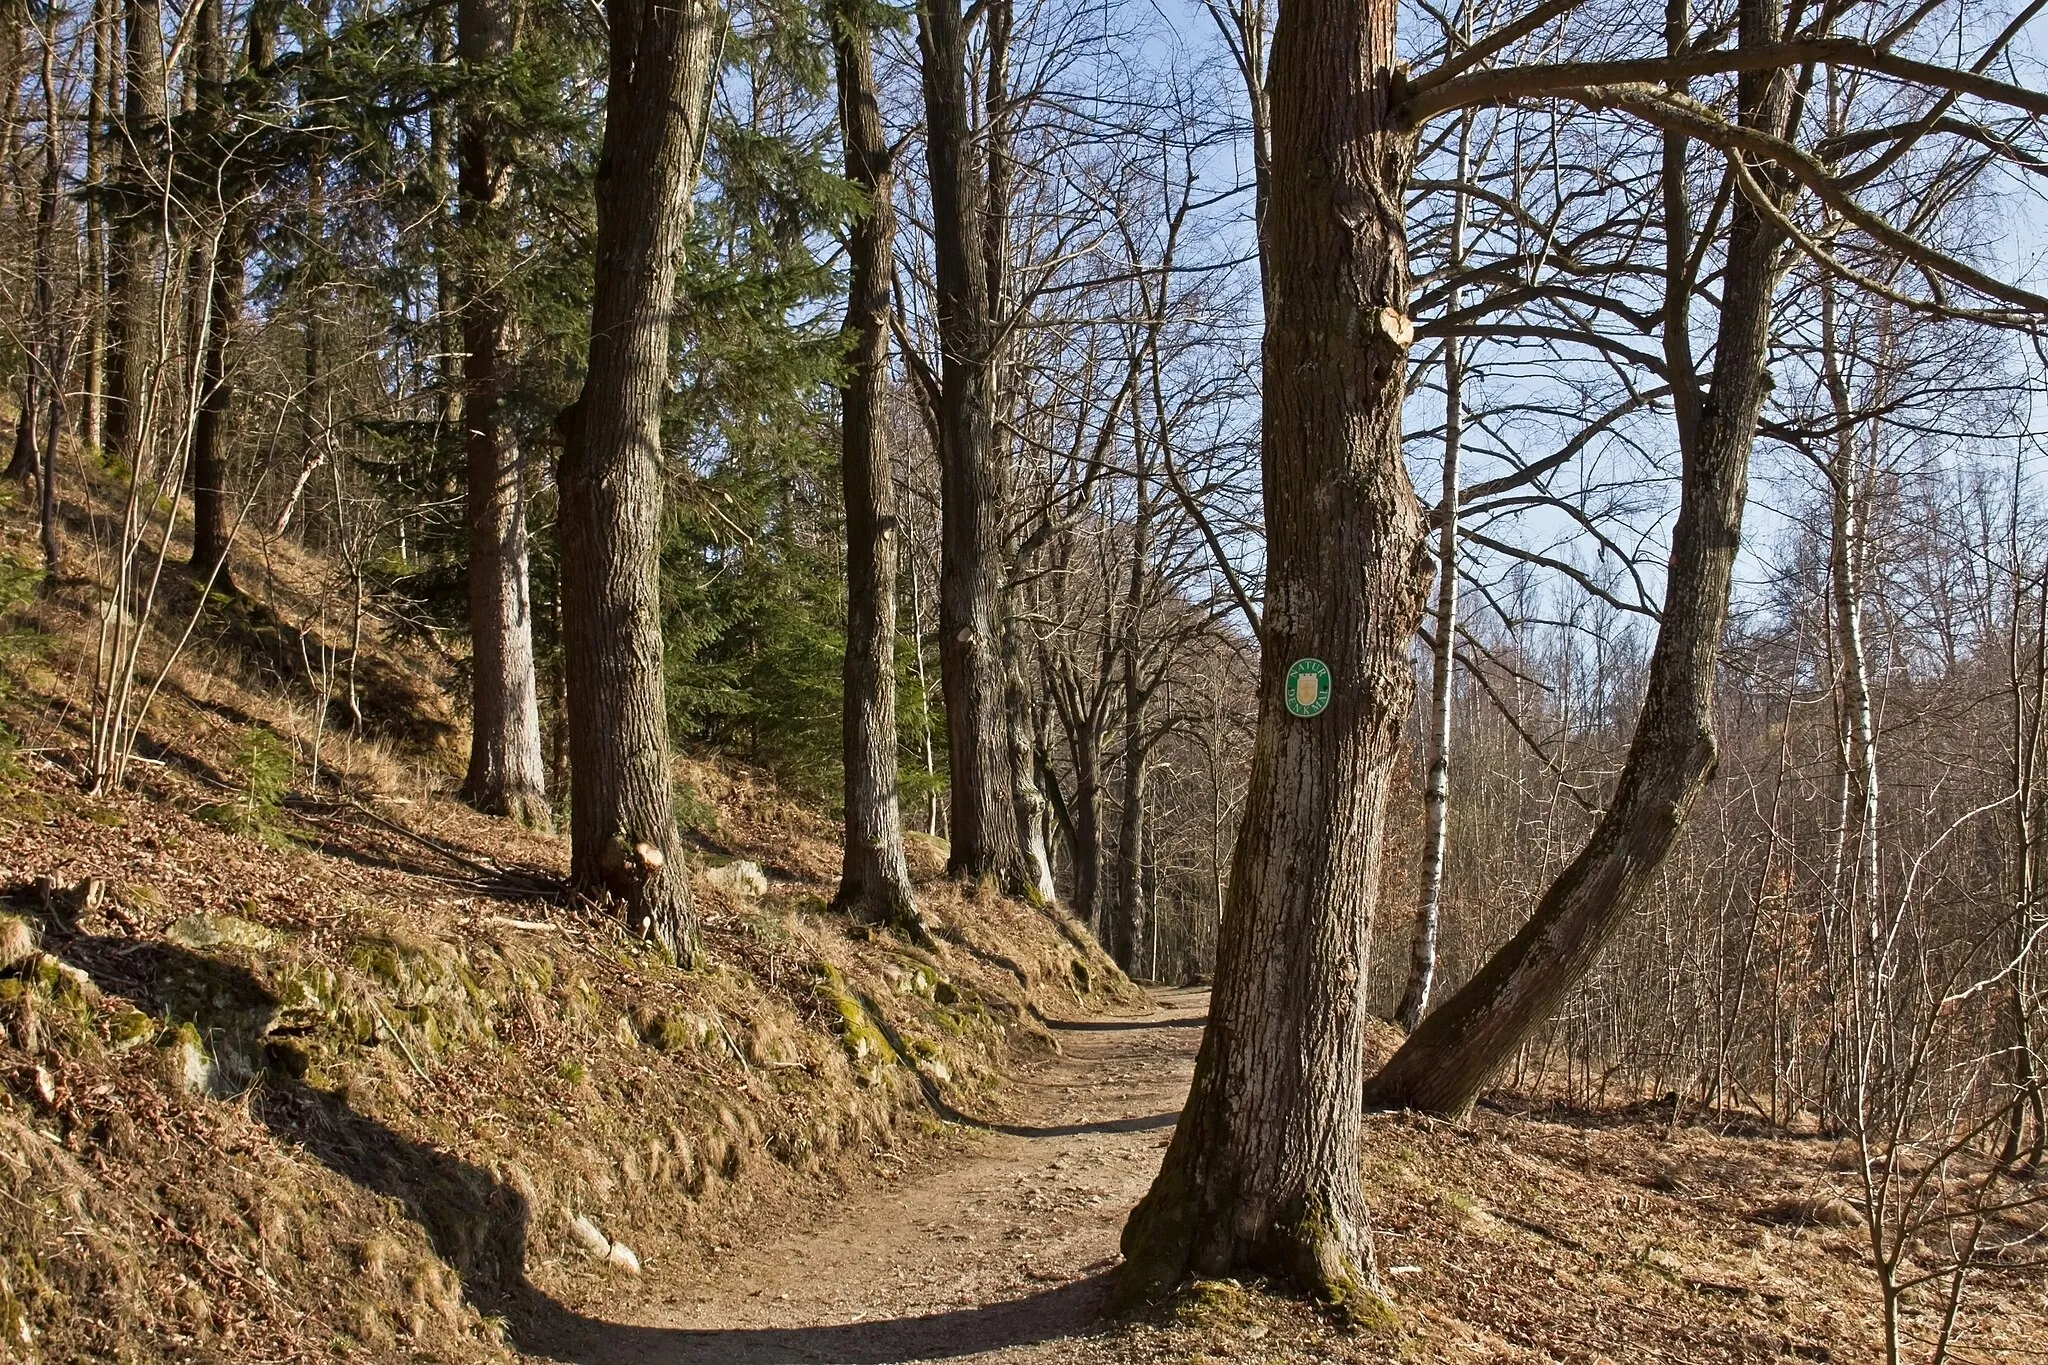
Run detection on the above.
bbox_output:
[1363,0,1796,1119]
[917,0,1024,888]
[458,0,550,829]
[556,0,719,957]
[829,0,920,936]
[1118,0,1430,1305]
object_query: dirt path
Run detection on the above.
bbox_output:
[538,987,1206,1365]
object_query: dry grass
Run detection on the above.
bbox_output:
[0,474,1141,1363]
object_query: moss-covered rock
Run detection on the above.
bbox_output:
[814,964,893,1072]
[167,913,282,953]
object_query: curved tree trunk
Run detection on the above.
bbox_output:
[556,0,719,958]
[917,0,1024,889]
[1363,0,1796,1119]
[458,0,550,829]
[830,0,920,936]
[1118,0,1429,1305]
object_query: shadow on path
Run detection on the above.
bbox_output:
[1038,1015,1207,1033]
[28,910,1133,1365]
[522,1275,1117,1364]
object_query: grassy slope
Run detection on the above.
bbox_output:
[0,474,1138,1364]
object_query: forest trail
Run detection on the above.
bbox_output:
[537,987,1207,1365]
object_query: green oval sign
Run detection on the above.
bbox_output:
[1285,658,1331,717]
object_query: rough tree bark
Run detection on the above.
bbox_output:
[1118,0,1430,1304]
[33,19,64,583]
[186,0,237,588]
[5,387,33,486]
[917,0,1025,888]
[104,0,163,470]
[1108,664,1149,976]
[830,0,921,935]
[80,0,113,450]
[458,0,550,829]
[1069,725,1105,928]
[1364,0,1797,1119]
[556,0,719,956]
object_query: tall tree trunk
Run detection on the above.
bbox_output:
[81,0,114,450]
[830,0,920,934]
[1363,0,1797,1119]
[105,0,164,471]
[1821,277,1881,948]
[1069,725,1105,931]
[917,0,1024,888]
[31,10,64,582]
[1119,0,1429,1304]
[458,0,550,828]
[1110,668,1149,977]
[186,0,234,587]
[1394,123,1468,1033]
[556,0,719,957]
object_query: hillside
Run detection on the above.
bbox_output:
[0,477,1139,1363]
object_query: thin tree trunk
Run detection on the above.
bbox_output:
[1119,0,1429,1303]
[81,0,114,450]
[917,0,1024,888]
[186,0,235,587]
[1070,727,1104,932]
[106,0,164,472]
[5,387,32,486]
[1364,0,1797,1119]
[1110,662,1149,976]
[29,16,64,582]
[458,0,550,828]
[556,0,719,958]
[1821,277,1881,951]
[1395,117,1469,1034]
[830,0,919,935]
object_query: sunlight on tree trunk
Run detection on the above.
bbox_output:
[557,0,721,957]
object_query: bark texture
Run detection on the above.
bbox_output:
[917,0,1025,888]
[830,0,920,936]
[1363,0,1796,1118]
[556,0,719,956]
[186,0,237,587]
[105,0,163,470]
[459,0,550,829]
[1118,0,1428,1304]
